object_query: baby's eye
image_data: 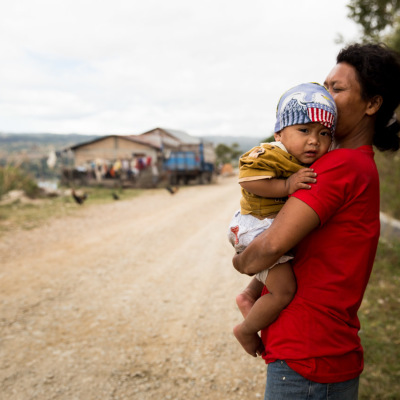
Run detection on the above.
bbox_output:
[320,131,330,136]
[298,128,309,133]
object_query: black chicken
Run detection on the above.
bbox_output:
[71,189,87,205]
[166,185,179,195]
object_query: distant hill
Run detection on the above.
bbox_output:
[0,132,266,157]
[0,133,100,156]
[199,135,267,153]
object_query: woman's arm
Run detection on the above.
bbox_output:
[232,196,320,275]
[240,168,317,198]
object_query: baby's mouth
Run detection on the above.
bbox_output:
[304,150,317,157]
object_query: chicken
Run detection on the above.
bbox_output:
[166,185,179,195]
[71,189,87,205]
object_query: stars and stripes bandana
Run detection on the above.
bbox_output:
[274,82,337,135]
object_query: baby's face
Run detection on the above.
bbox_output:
[274,122,332,164]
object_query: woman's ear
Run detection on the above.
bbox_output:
[366,95,383,116]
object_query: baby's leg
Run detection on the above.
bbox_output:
[236,277,264,318]
[233,262,296,357]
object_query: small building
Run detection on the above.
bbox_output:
[63,127,216,187]
[70,134,160,167]
[62,134,161,187]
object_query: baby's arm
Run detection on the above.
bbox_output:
[240,168,317,198]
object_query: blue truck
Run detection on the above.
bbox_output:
[163,142,216,185]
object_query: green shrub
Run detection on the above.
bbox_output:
[359,238,400,399]
[375,151,400,219]
[0,165,41,199]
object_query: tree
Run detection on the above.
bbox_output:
[347,0,400,51]
[348,0,400,38]
[215,142,242,165]
[260,134,275,143]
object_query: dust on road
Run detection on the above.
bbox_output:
[0,176,266,400]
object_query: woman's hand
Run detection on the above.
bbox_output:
[232,229,282,276]
[231,197,320,275]
[232,251,253,275]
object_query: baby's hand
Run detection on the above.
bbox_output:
[285,168,317,194]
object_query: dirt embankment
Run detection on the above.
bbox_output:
[0,176,266,400]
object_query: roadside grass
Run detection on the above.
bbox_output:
[375,151,400,219]
[0,196,74,234]
[359,237,400,400]
[71,186,144,205]
[0,186,144,235]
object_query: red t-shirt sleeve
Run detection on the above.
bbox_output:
[292,149,354,225]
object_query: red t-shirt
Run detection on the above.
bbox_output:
[261,145,380,383]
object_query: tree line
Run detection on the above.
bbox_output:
[347,0,400,52]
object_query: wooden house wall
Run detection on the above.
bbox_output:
[74,137,159,166]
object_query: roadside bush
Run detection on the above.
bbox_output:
[0,165,41,199]
[359,238,400,399]
[375,151,400,219]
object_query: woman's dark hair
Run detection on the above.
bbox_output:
[337,43,400,151]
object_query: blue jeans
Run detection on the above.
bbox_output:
[264,360,359,400]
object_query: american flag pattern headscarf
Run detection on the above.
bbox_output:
[274,82,337,135]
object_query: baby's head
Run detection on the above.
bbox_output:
[274,82,337,164]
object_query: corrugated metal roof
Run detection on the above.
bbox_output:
[67,135,161,151]
[158,128,201,145]
[68,128,211,152]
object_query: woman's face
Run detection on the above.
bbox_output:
[324,62,370,140]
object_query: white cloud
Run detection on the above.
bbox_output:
[0,0,359,136]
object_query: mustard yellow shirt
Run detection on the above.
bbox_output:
[239,142,304,217]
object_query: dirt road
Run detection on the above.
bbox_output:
[0,176,266,400]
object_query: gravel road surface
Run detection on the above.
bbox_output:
[0,176,267,400]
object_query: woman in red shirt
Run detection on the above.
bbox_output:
[233,43,400,399]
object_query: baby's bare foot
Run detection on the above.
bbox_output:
[236,290,257,318]
[233,324,265,357]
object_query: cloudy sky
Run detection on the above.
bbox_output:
[0,0,360,138]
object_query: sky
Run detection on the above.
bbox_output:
[0,0,360,138]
